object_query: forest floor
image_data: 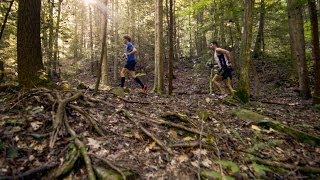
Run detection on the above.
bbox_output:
[0,58,320,179]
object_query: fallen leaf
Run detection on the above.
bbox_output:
[251,125,261,131]
[202,158,212,168]
[30,121,43,131]
[191,161,199,168]
[145,141,157,152]
[183,136,195,141]
[192,149,207,157]
[177,154,189,163]
[134,132,143,141]
[87,138,101,149]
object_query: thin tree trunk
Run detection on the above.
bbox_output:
[0,0,14,83]
[168,0,174,94]
[94,16,107,93]
[89,6,94,74]
[253,0,265,59]
[0,0,14,41]
[48,0,54,78]
[287,0,311,99]
[154,0,165,93]
[17,0,44,88]
[113,0,119,81]
[236,0,254,103]
[308,0,320,104]
[101,7,108,85]
[53,0,63,74]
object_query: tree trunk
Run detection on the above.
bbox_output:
[113,0,119,81]
[94,15,107,93]
[17,0,44,88]
[308,0,320,104]
[154,0,165,93]
[53,0,63,74]
[48,0,54,78]
[287,0,311,99]
[253,0,265,59]
[101,10,108,85]
[236,0,254,103]
[168,0,174,95]
[0,0,14,83]
[89,6,94,75]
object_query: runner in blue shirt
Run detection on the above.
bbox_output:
[120,35,147,93]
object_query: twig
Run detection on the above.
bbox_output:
[0,163,58,180]
[85,96,116,108]
[170,141,201,148]
[89,153,126,180]
[122,110,173,155]
[64,113,96,180]
[117,96,150,104]
[69,104,106,137]
[151,118,207,137]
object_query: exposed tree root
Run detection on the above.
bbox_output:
[69,104,106,137]
[64,114,96,180]
[89,153,126,180]
[47,144,80,179]
[0,163,58,180]
[122,110,173,155]
[50,92,84,148]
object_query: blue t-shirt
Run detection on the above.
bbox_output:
[126,42,135,62]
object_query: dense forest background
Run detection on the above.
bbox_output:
[1,0,320,179]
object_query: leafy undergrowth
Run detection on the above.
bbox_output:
[1,60,320,179]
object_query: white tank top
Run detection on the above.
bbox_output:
[214,50,229,69]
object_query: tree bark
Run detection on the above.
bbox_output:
[154,0,165,93]
[101,10,108,86]
[287,0,311,99]
[89,6,94,74]
[308,0,320,104]
[17,0,44,88]
[53,0,63,74]
[236,0,254,103]
[253,0,265,59]
[114,0,119,81]
[48,0,54,78]
[94,13,107,93]
[168,0,174,95]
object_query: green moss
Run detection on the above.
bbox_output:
[233,109,266,122]
[235,89,250,103]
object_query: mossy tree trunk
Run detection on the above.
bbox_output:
[287,0,311,99]
[17,0,44,88]
[308,0,320,104]
[236,0,254,103]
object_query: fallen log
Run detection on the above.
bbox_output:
[234,109,320,146]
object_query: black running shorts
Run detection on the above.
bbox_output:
[124,61,136,71]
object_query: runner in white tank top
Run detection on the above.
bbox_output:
[209,41,236,97]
